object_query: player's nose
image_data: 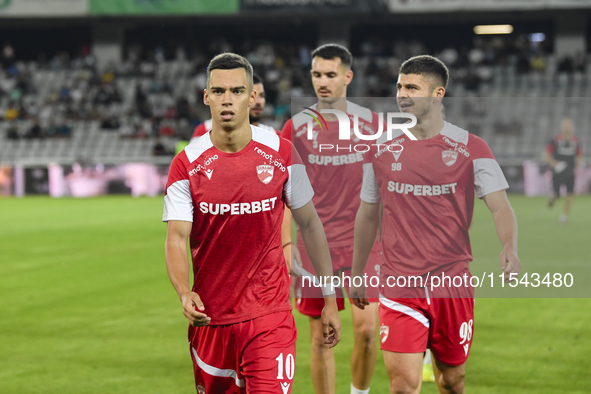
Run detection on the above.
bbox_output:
[397,88,409,98]
[222,90,233,104]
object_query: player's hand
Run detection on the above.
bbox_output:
[287,246,303,277]
[349,275,369,310]
[181,292,211,327]
[320,298,342,348]
[554,161,568,174]
[500,246,520,283]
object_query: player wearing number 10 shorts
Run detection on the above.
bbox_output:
[351,55,521,393]
[163,53,341,394]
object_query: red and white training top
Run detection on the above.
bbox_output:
[360,121,509,284]
[282,101,383,249]
[190,119,213,142]
[163,125,314,325]
[191,119,279,142]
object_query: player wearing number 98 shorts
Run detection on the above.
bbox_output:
[163,53,341,394]
[351,55,520,393]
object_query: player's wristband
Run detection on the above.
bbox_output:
[282,242,293,249]
[320,281,336,297]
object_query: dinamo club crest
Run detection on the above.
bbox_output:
[196,384,205,394]
[379,325,389,344]
[442,150,458,166]
[257,164,274,184]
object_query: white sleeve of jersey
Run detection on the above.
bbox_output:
[162,180,194,222]
[473,158,509,199]
[285,164,314,210]
[360,163,381,203]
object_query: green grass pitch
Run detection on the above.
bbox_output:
[1,195,590,393]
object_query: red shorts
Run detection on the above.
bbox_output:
[188,311,297,394]
[378,286,475,366]
[294,243,382,318]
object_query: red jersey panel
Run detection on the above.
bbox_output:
[163,125,313,325]
[191,119,213,140]
[282,101,383,248]
[361,122,509,283]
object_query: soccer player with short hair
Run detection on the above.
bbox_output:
[544,118,583,225]
[163,53,341,394]
[281,44,383,394]
[191,74,279,141]
[351,55,521,393]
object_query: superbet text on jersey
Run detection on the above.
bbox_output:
[360,121,509,294]
[282,101,384,249]
[163,125,313,325]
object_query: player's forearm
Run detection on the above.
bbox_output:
[281,207,293,246]
[352,204,379,277]
[543,152,557,167]
[165,240,193,302]
[492,204,519,251]
[299,218,333,279]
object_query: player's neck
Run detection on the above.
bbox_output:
[250,120,260,127]
[210,123,252,153]
[316,96,347,121]
[410,116,445,140]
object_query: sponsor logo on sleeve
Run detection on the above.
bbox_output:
[188,155,218,179]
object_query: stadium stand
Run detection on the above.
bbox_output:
[1,30,590,168]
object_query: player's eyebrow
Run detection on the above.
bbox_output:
[312,70,337,76]
[397,83,421,89]
[209,85,247,90]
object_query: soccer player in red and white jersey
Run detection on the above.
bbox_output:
[351,55,521,393]
[544,118,584,225]
[163,53,341,394]
[281,44,383,394]
[191,74,279,142]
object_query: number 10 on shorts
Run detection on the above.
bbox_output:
[276,353,295,380]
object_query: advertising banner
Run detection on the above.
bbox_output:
[89,0,238,15]
[240,0,387,14]
[388,0,591,13]
[0,0,88,17]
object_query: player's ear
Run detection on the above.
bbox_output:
[344,69,354,86]
[203,88,210,106]
[435,86,445,98]
[249,88,257,107]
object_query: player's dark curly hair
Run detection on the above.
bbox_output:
[207,53,254,89]
[311,44,353,68]
[400,55,449,89]
[253,73,262,85]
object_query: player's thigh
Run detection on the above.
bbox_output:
[351,301,379,341]
[240,311,297,394]
[432,355,467,390]
[189,325,242,394]
[382,351,423,393]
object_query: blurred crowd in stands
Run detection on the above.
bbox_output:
[1,32,588,152]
